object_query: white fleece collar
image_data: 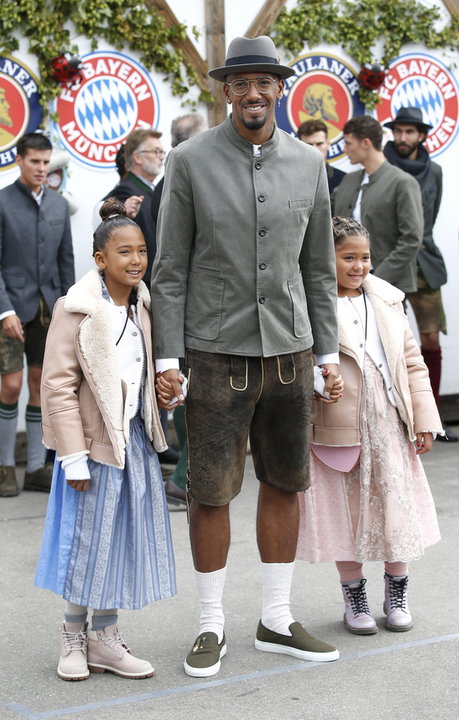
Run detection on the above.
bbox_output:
[64,268,150,315]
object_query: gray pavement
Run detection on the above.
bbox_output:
[1,430,458,720]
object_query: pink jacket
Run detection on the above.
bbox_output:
[41,269,167,468]
[311,274,442,447]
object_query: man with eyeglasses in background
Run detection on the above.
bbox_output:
[152,36,340,678]
[102,128,165,287]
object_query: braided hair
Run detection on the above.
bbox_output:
[332,216,370,247]
[92,197,139,255]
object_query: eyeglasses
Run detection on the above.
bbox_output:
[136,149,166,157]
[225,76,279,96]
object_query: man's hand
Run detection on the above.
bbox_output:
[156,369,186,409]
[2,314,24,341]
[319,363,342,402]
[67,479,89,492]
[124,195,144,219]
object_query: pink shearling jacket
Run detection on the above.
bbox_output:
[311,274,442,447]
[40,269,167,468]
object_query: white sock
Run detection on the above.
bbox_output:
[195,567,226,643]
[261,561,295,636]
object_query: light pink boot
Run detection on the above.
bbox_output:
[87,625,154,678]
[342,578,378,635]
[383,574,413,632]
[58,622,89,681]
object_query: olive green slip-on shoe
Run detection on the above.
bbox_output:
[184,632,227,677]
[255,621,339,662]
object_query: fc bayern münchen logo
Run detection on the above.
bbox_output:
[376,53,458,157]
[277,52,365,161]
[55,51,160,170]
[0,56,43,172]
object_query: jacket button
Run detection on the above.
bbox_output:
[259,296,265,304]
[354,319,358,324]
[255,162,262,170]
[259,263,267,270]
[359,343,363,348]
[136,357,141,362]
[258,194,266,202]
[259,229,267,237]
[132,331,138,336]
[379,363,382,368]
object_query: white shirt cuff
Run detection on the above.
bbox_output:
[316,353,340,366]
[59,451,90,480]
[155,358,180,373]
[0,310,16,322]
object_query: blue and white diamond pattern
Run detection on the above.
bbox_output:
[75,77,137,142]
[392,78,444,131]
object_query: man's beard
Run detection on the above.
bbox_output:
[242,116,267,131]
[395,141,417,158]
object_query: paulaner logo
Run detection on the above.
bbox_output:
[55,51,160,169]
[0,56,43,172]
[276,53,365,161]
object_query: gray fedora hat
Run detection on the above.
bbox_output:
[208,35,295,83]
[384,106,433,134]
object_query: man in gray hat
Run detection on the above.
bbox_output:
[384,107,456,442]
[152,35,340,677]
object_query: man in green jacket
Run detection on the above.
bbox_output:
[152,36,340,678]
[383,107,456,442]
[332,115,423,295]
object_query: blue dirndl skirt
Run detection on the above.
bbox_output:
[35,415,176,610]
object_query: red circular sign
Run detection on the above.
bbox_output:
[376,53,458,157]
[55,51,160,169]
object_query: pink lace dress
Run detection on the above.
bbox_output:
[297,357,440,564]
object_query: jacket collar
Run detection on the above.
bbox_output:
[362,273,404,305]
[222,114,280,157]
[64,268,150,315]
[126,172,154,194]
[14,178,47,203]
[338,273,405,364]
[366,160,390,184]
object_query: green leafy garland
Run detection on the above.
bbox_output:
[0,0,207,119]
[272,0,459,108]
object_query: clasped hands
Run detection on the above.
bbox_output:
[155,369,187,410]
[317,363,343,404]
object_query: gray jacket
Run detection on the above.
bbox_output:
[151,117,338,359]
[416,160,446,289]
[0,180,75,322]
[332,161,423,294]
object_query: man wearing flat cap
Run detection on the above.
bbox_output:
[384,107,456,442]
[152,35,340,677]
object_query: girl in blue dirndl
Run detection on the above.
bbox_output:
[35,198,176,681]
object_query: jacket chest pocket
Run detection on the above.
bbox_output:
[287,199,313,233]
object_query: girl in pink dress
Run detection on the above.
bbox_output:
[297,217,441,635]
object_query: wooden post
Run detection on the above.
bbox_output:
[146,0,209,89]
[245,0,288,37]
[205,0,227,127]
[441,0,459,17]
